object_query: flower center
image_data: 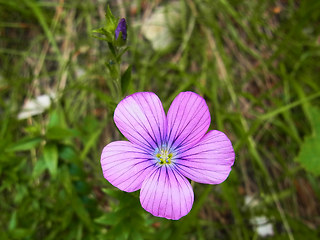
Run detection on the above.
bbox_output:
[156,149,173,165]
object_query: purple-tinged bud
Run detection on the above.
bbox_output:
[115,18,127,40]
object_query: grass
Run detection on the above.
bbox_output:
[1,0,320,239]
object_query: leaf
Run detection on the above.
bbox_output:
[296,107,320,176]
[115,31,126,47]
[130,229,144,240]
[92,28,113,42]
[71,196,93,230]
[43,143,58,178]
[296,136,320,175]
[101,188,124,199]
[48,108,67,129]
[116,46,129,61]
[105,5,117,33]
[80,128,102,159]
[8,211,17,231]
[60,166,73,195]
[46,126,77,140]
[91,5,118,44]
[9,228,31,239]
[92,27,108,36]
[121,65,131,95]
[32,156,47,179]
[6,137,42,152]
[94,212,119,226]
[59,145,77,162]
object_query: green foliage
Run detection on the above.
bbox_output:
[6,137,42,152]
[92,5,129,101]
[95,189,151,240]
[92,5,118,43]
[296,107,320,175]
[1,0,320,239]
[121,65,132,95]
[43,143,58,178]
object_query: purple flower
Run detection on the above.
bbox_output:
[101,92,235,220]
[115,18,127,40]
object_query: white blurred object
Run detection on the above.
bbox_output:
[141,2,181,51]
[244,195,274,237]
[251,216,274,237]
[18,93,56,120]
[75,67,86,78]
[244,195,259,208]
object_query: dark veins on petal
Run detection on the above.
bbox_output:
[117,106,157,151]
[135,94,163,148]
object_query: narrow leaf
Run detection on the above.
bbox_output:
[121,65,131,95]
[105,5,117,33]
[46,126,77,140]
[32,156,47,179]
[6,137,42,152]
[43,143,58,178]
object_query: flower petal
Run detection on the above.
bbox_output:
[167,92,211,150]
[175,130,235,184]
[140,166,194,220]
[114,92,167,151]
[101,141,156,192]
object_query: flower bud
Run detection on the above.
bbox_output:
[115,18,127,44]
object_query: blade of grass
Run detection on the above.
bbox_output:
[23,0,62,60]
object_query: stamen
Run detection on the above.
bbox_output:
[155,148,174,165]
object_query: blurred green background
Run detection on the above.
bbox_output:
[1,0,320,239]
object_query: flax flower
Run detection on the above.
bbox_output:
[101,92,235,220]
